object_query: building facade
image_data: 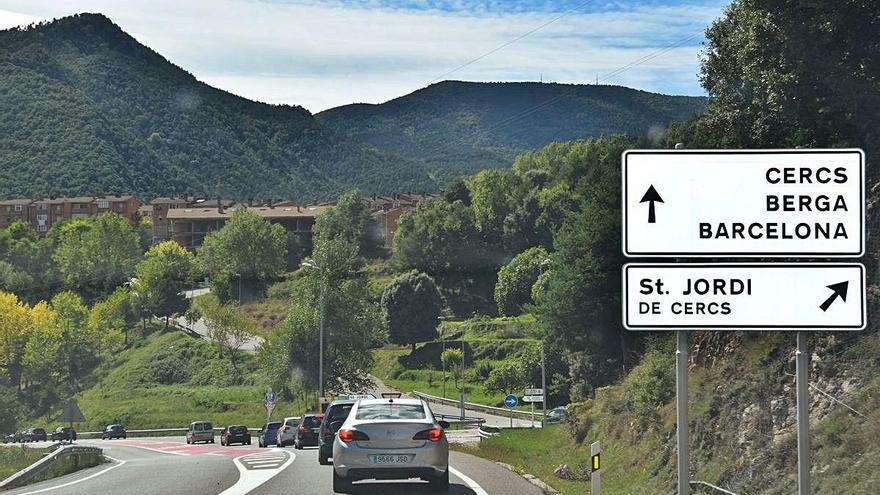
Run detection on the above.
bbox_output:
[0,195,140,233]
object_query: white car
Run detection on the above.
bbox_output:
[331,398,449,493]
[276,416,301,447]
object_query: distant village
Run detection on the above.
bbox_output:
[0,193,438,249]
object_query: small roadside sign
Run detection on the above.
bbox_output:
[503,394,518,408]
[59,400,86,423]
[524,388,543,396]
[623,263,865,330]
[622,149,865,257]
[522,395,544,403]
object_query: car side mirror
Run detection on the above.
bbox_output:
[438,420,450,429]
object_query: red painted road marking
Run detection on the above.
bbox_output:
[113,439,266,458]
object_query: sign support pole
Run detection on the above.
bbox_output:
[796,331,811,495]
[676,330,689,495]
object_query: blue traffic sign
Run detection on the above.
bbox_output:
[504,394,518,408]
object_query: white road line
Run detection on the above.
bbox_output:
[220,452,295,495]
[14,455,126,495]
[449,466,489,495]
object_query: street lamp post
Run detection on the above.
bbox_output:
[233,272,242,304]
[301,260,326,406]
[437,316,447,399]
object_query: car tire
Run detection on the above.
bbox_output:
[332,470,352,493]
[318,452,331,466]
[429,469,450,491]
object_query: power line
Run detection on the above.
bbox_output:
[419,30,705,162]
[426,0,597,85]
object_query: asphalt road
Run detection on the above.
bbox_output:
[3,437,543,495]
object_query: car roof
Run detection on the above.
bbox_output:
[355,398,425,407]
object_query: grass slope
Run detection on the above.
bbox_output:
[54,330,311,431]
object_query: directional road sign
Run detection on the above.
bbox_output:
[522,395,544,403]
[504,394,518,408]
[524,388,543,396]
[622,149,865,257]
[60,400,86,423]
[623,263,865,330]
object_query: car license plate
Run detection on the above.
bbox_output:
[370,454,413,464]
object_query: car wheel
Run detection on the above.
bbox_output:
[332,470,352,493]
[295,440,303,450]
[318,452,331,466]
[429,469,450,491]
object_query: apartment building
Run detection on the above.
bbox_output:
[0,195,140,233]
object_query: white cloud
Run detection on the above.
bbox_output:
[0,1,724,111]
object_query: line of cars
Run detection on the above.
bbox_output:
[3,424,128,444]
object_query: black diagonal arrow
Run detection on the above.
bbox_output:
[639,185,663,224]
[820,281,849,312]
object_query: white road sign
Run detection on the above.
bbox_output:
[623,263,865,330]
[524,388,543,396]
[522,395,544,403]
[622,149,864,257]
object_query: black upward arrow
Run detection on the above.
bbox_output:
[640,185,664,224]
[820,281,849,312]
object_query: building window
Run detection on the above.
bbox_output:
[36,214,47,222]
[35,203,47,210]
[13,204,22,212]
[97,200,109,208]
[36,224,47,232]
[72,203,88,210]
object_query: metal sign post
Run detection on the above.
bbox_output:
[591,441,601,495]
[676,332,689,495]
[796,332,811,495]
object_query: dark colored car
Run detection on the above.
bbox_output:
[318,400,358,465]
[50,426,76,442]
[293,414,323,449]
[20,428,47,442]
[220,425,251,446]
[3,433,17,443]
[258,421,282,448]
[545,406,569,425]
[102,424,127,440]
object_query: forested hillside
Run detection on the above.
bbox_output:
[0,13,433,200]
[317,81,706,178]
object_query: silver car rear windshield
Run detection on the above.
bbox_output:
[355,403,426,420]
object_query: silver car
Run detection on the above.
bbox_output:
[276,416,301,447]
[331,398,449,493]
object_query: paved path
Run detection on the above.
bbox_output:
[1,437,542,495]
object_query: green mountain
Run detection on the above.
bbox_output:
[0,13,434,200]
[317,81,707,179]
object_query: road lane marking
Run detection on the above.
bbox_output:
[449,466,489,495]
[220,451,295,495]
[14,456,126,495]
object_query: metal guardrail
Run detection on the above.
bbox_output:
[435,414,486,428]
[413,391,545,421]
[477,426,500,439]
[690,480,740,495]
[77,427,266,438]
[0,444,104,489]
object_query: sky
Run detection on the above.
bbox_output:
[0,0,729,112]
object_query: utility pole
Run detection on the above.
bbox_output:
[301,260,326,408]
[540,341,547,427]
[438,316,447,399]
[234,273,242,304]
[459,341,465,420]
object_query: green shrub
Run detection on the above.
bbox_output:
[148,353,189,384]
